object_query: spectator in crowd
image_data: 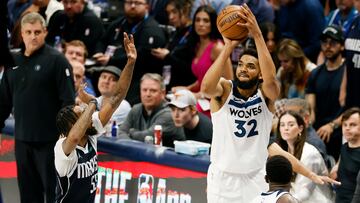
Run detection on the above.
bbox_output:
[276,111,334,202]
[118,73,185,147]
[330,107,360,203]
[231,0,275,24]
[277,38,316,99]
[78,66,132,132]
[7,0,32,29]
[353,171,360,203]
[276,0,324,63]
[70,60,85,92]
[191,0,232,19]
[173,5,233,117]
[151,0,197,90]
[250,155,299,203]
[351,170,360,203]
[341,0,360,110]
[306,25,345,160]
[54,32,136,202]
[260,22,280,69]
[168,89,212,144]
[64,40,96,96]
[27,0,64,24]
[325,0,357,36]
[281,98,330,167]
[148,0,168,24]
[94,0,166,105]
[0,12,75,203]
[46,0,104,55]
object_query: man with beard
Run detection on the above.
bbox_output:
[201,4,280,202]
[306,25,345,160]
[54,33,135,202]
[201,4,340,202]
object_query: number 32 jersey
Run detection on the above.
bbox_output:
[210,81,273,174]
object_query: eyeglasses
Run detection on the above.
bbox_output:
[321,39,340,47]
[124,1,147,6]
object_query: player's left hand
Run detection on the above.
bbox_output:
[78,83,96,104]
[237,3,261,38]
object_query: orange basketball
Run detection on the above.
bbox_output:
[217,5,248,40]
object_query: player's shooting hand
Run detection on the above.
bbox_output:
[316,124,333,143]
[78,83,96,104]
[237,3,261,38]
[222,36,242,49]
[123,32,137,63]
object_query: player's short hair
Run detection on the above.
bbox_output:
[56,105,78,137]
[241,48,258,60]
[266,155,293,184]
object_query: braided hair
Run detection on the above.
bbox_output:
[56,105,78,138]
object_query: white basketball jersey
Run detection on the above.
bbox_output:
[210,81,273,173]
[250,190,290,203]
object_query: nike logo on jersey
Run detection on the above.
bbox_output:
[12,66,19,70]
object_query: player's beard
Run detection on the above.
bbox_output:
[234,77,260,89]
[86,126,98,136]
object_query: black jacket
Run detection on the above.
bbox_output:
[0,45,75,142]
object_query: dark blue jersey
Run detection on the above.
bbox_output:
[55,137,98,203]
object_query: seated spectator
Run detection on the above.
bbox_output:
[46,0,104,55]
[77,66,132,134]
[93,0,166,105]
[277,38,316,99]
[250,155,299,203]
[330,107,360,203]
[64,40,96,96]
[276,111,334,202]
[151,0,197,90]
[281,98,331,168]
[168,89,212,144]
[118,73,185,147]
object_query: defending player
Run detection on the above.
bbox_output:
[54,33,136,202]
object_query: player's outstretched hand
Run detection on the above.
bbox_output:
[123,32,137,63]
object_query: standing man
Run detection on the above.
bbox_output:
[169,89,212,143]
[55,32,136,202]
[201,4,280,202]
[94,0,166,105]
[306,25,345,160]
[0,12,75,203]
[330,107,360,203]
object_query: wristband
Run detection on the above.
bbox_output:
[89,99,99,111]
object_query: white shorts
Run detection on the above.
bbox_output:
[207,164,267,203]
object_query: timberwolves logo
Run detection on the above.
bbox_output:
[34,65,41,71]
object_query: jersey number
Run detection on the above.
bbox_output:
[234,119,258,138]
[90,174,97,193]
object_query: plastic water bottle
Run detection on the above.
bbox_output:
[111,121,118,137]
[54,36,63,52]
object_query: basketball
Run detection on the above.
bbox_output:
[216,5,248,40]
